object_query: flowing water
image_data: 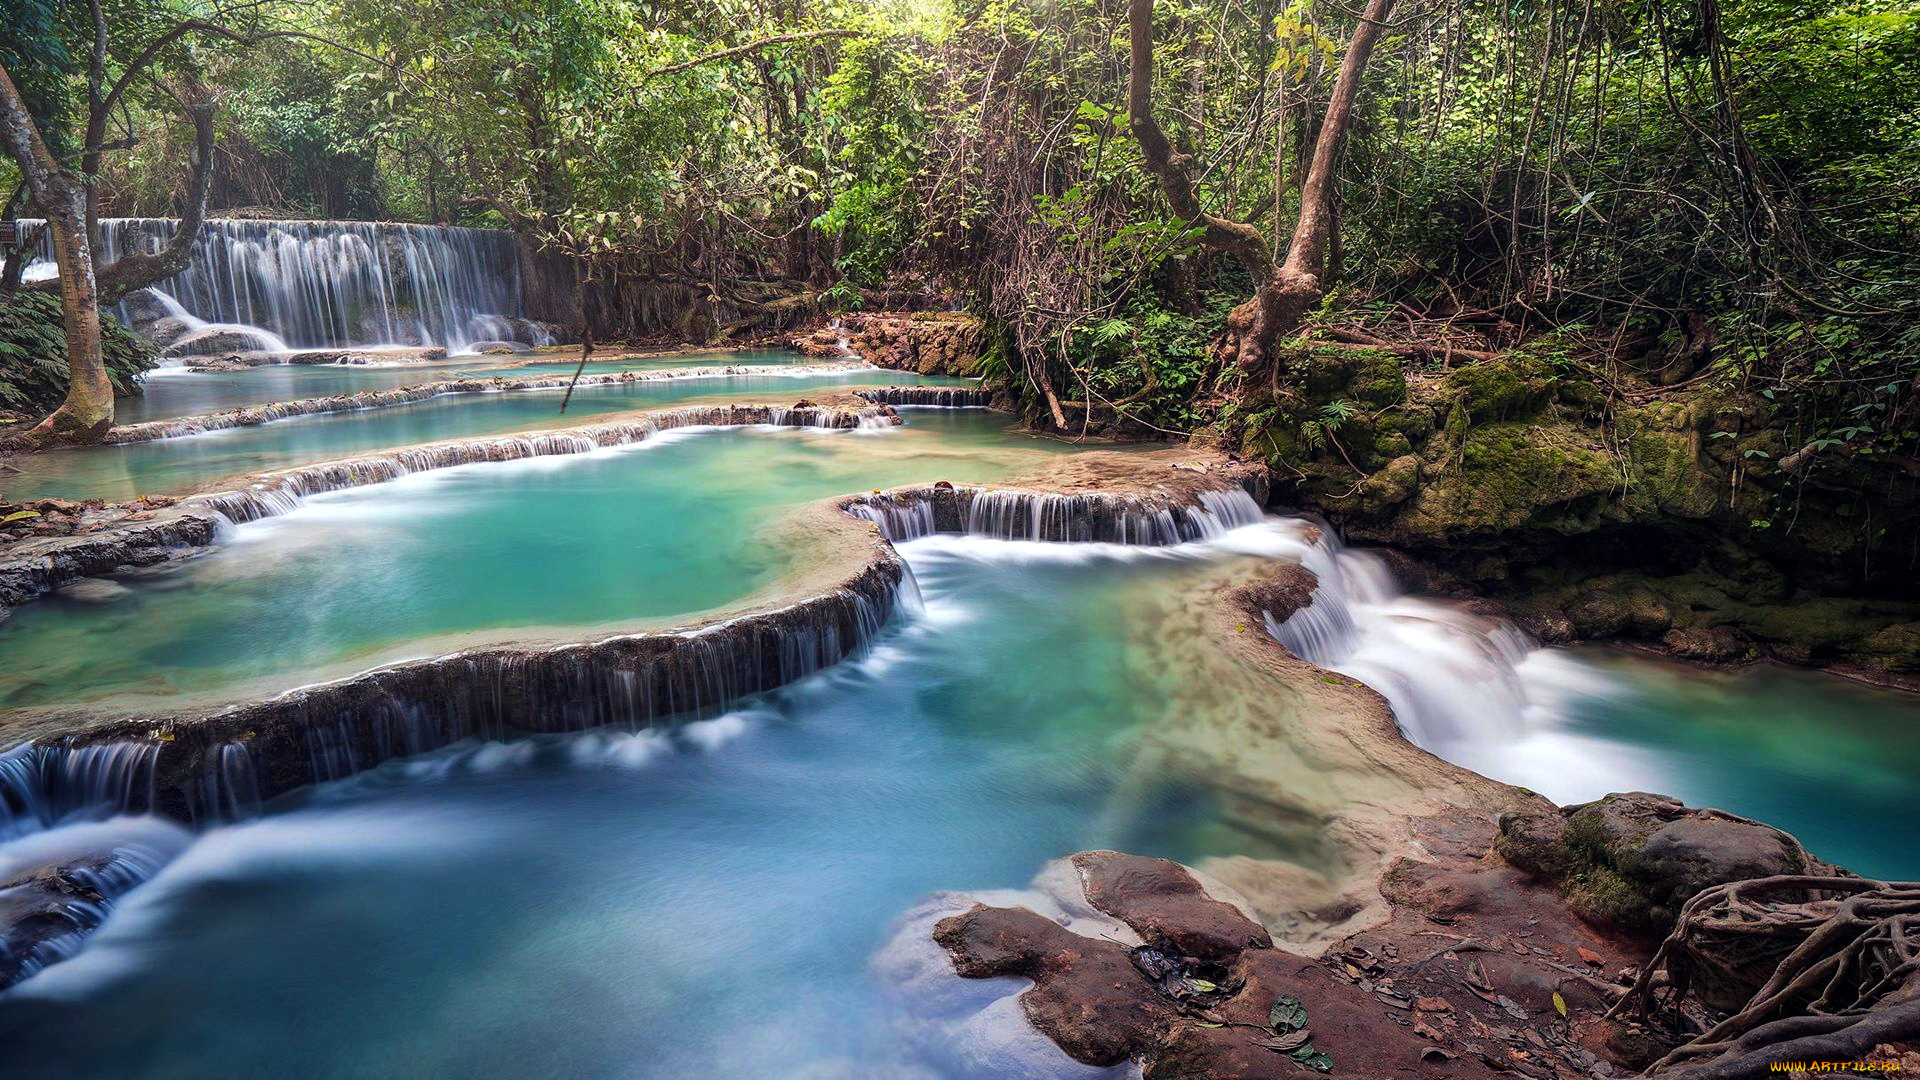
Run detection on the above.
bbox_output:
[0,413,1108,710]
[6,368,972,502]
[0,534,1274,1079]
[1262,519,1920,879]
[23,218,534,353]
[1,513,1913,1078]
[0,322,1915,1075]
[119,349,815,424]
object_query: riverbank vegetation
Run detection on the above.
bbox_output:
[3,0,1916,629]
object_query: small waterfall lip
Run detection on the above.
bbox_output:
[105,360,873,444]
[843,475,1268,546]
[852,386,995,409]
[0,741,162,842]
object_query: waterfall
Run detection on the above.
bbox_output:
[1259,520,1545,749]
[0,742,160,841]
[19,217,540,354]
[846,484,1267,545]
[853,387,994,408]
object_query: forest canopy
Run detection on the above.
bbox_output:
[3,0,1917,452]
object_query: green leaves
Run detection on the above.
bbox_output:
[1269,995,1308,1032]
[1265,995,1333,1072]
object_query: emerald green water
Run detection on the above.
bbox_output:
[9,368,966,502]
[0,413,1093,710]
[0,533,1242,1078]
[1501,647,1920,880]
[121,349,804,423]
[0,404,1914,1078]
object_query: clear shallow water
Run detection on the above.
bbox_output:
[1489,648,1920,881]
[119,349,812,424]
[0,413,1098,709]
[0,536,1246,1079]
[0,523,1910,1078]
[1262,523,1920,880]
[11,368,967,502]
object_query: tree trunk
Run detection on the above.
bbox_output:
[1129,0,1396,378]
[0,63,113,441]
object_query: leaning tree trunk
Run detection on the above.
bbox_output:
[0,63,113,440]
[1128,0,1396,378]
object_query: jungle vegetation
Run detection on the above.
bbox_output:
[1,0,1915,472]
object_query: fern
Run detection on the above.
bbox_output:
[0,291,157,414]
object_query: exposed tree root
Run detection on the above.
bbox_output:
[1607,875,1920,1075]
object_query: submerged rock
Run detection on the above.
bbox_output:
[58,578,132,604]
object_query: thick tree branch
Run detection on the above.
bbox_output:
[91,81,218,306]
[1126,0,1275,283]
[644,30,857,83]
[1279,0,1396,284]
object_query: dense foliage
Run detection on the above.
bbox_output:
[0,291,154,415]
[5,0,1916,452]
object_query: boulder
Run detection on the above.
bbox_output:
[117,288,175,329]
[162,327,283,357]
[464,340,532,355]
[141,315,194,348]
[1495,791,1837,936]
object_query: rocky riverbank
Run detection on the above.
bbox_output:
[888,548,1918,1078]
[1205,344,1920,682]
[791,311,985,376]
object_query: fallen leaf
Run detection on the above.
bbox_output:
[1271,995,1310,1033]
[1577,947,1606,967]
[1414,996,1454,1013]
[1552,991,1568,1018]
[1260,1029,1314,1053]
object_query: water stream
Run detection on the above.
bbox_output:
[23,218,536,354]
[119,349,813,424]
[0,510,1910,1077]
[1263,519,1920,878]
[7,367,973,502]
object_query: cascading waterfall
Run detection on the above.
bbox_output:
[0,742,160,841]
[847,484,1267,545]
[853,387,994,408]
[20,217,542,355]
[1259,519,1570,753]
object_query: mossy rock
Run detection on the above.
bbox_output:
[1497,792,1834,953]
[1399,420,1621,539]
[1443,355,1555,421]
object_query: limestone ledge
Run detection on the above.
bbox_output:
[0,399,898,622]
[106,360,873,443]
